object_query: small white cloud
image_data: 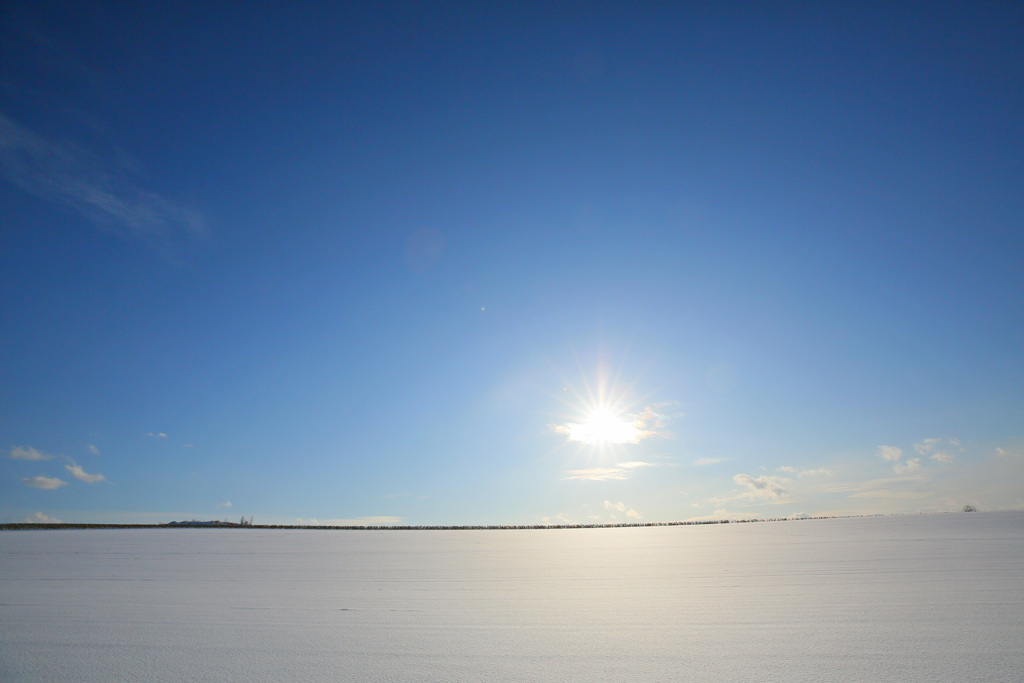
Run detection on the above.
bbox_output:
[10,445,54,461]
[216,501,232,508]
[930,452,955,463]
[87,444,100,455]
[145,432,168,438]
[892,457,922,474]
[777,466,798,473]
[732,473,787,499]
[603,500,641,520]
[25,512,61,523]
[914,438,942,456]
[693,457,728,466]
[877,445,903,462]
[65,460,106,484]
[23,475,68,490]
[619,461,655,469]
[798,468,834,478]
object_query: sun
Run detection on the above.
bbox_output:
[562,407,642,445]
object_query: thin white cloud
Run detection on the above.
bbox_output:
[9,445,55,460]
[693,457,728,466]
[914,438,942,456]
[0,113,207,260]
[87,444,99,455]
[25,512,61,523]
[877,445,903,462]
[798,468,834,478]
[604,500,642,520]
[732,473,788,500]
[893,457,922,474]
[296,516,403,526]
[565,467,632,481]
[915,437,960,463]
[145,432,168,439]
[216,501,232,508]
[777,466,799,473]
[564,461,656,481]
[23,475,67,490]
[65,460,106,484]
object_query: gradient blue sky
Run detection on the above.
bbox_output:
[2,1,1022,525]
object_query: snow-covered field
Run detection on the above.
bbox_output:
[1,512,1021,682]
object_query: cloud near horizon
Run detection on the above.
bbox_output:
[25,512,61,523]
[296,516,403,526]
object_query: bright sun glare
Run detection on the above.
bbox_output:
[565,408,641,445]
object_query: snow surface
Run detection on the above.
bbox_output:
[1,512,1022,682]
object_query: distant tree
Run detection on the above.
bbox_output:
[963,504,977,512]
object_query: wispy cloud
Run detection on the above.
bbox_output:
[64,459,106,484]
[731,473,788,500]
[915,437,959,463]
[877,445,903,462]
[23,475,67,490]
[604,500,642,520]
[824,475,929,499]
[693,457,728,466]
[145,432,168,439]
[216,501,232,508]
[564,461,656,481]
[9,445,54,461]
[565,467,631,481]
[0,113,207,260]
[25,512,61,523]
[797,467,834,478]
[87,444,100,455]
[892,458,922,474]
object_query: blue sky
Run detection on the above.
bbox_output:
[2,1,1022,525]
